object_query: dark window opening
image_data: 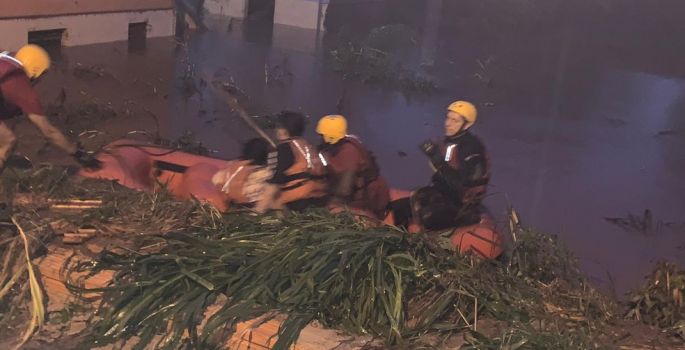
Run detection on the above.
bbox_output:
[129,22,148,52]
[244,0,275,44]
[247,0,275,21]
[28,29,65,61]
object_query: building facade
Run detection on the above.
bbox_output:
[205,0,328,30]
[0,0,175,51]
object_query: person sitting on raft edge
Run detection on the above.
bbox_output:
[390,100,491,231]
[315,114,390,219]
[255,111,328,213]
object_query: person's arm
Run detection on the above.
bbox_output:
[327,144,360,204]
[430,154,486,194]
[2,73,77,154]
[4,73,102,168]
[27,113,101,168]
[332,171,355,204]
[26,113,77,154]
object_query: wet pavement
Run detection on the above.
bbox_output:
[21,10,685,295]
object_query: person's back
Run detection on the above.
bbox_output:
[0,51,31,118]
[0,47,49,123]
[212,138,273,208]
[254,112,328,213]
[317,115,390,218]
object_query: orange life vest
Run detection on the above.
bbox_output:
[278,138,327,204]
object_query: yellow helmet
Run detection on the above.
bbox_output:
[15,44,51,79]
[316,115,348,144]
[447,100,477,128]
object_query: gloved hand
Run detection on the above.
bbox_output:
[419,140,443,165]
[72,146,102,170]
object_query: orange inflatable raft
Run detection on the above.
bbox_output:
[80,140,503,259]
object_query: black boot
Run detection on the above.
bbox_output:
[0,202,12,224]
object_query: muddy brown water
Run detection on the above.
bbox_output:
[16,12,685,297]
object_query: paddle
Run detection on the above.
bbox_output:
[204,74,277,148]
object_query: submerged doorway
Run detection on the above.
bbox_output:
[247,0,275,22]
[244,0,275,43]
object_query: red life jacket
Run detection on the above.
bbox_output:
[0,53,25,115]
[0,53,23,80]
[319,136,389,218]
[319,135,380,190]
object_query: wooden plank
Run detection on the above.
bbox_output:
[34,245,367,349]
[227,316,365,350]
[34,246,113,312]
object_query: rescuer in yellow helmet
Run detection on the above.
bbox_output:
[316,114,390,219]
[0,44,100,173]
[391,100,491,230]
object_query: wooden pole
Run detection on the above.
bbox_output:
[206,76,277,148]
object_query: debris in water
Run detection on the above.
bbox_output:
[605,117,628,127]
[604,209,680,235]
[397,151,407,157]
[179,61,200,99]
[132,78,160,95]
[473,55,497,88]
[153,130,214,156]
[72,64,114,82]
[329,24,438,92]
[54,88,67,108]
[655,129,682,137]
[626,261,685,342]
[336,89,347,114]
[264,56,294,87]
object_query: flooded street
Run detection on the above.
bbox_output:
[20,9,685,296]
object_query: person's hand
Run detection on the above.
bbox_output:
[72,146,102,170]
[419,140,442,165]
[420,140,438,156]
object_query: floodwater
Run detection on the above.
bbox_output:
[23,5,685,295]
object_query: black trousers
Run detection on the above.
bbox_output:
[389,186,481,231]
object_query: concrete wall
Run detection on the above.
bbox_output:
[0,0,173,19]
[204,0,327,30]
[0,10,175,51]
[205,0,248,18]
[274,0,327,30]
